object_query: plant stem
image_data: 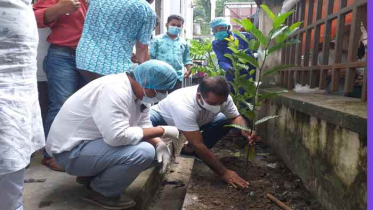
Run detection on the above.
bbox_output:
[249,36,272,136]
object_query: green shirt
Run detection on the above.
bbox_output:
[150,34,193,81]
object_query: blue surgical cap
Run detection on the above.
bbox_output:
[210,17,230,29]
[133,60,178,91]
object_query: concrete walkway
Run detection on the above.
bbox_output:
[23,150,161,210]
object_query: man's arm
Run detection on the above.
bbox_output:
[33,0,81,27]
[230,115,259,145]
[182,130,249,188]
[183,44,193,78]
[135,41,149,64]
[212,41,233,71]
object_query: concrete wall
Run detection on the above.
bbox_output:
[258,0,284,87]
[257,89,367,210]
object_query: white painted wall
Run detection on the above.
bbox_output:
[159,0,194,39]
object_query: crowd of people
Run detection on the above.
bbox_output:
[0,0,258,209]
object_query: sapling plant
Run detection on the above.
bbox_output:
[224,5,302,170]
[189,38,225,77]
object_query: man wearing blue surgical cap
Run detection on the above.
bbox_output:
[45,60,179,209]
[210,17,256,92]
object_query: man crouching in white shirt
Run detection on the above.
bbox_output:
[150,76,260,189]
[45,60,180,210]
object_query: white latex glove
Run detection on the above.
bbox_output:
[160,126,179,139]
[155,141,171,173]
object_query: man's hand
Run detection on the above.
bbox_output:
[131,53,138,63]
[56,0,81,15]
[160,126,179,139]
[184,70,192,78]
[155,141,171,173]
[222,170,249,188]
[241,130,261,145]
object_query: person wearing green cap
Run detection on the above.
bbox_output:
[210,17,256,93]
[45,60,179,210]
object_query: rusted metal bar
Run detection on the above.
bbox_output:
[284,61,366,71]
[289,1,367,37]
[303,0,314,70]
[344,4,364,95]
[361,67,367,101]
[309,0,323,88]
[319,0,335,90]
[266,194,291,210]
[288,70,294,89]
[330,0,348,91]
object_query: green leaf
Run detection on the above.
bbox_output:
[260,4,276,21]
[240,18,253,32]
[235,52,259,68]
[234,152,241,157]
[238,98,254,110]
[233,30,250,44]
[255,115,281,126]
[273,10,294,28]
[241,19,268,46]
[232,18,242,25]
[224,124,251,132]
[228,46,240,53]
[289,21,303,32]
[270,25,288,39]
[258,90,288,101]
[263,64,294,77]
[268,39,300,54]
[249,69,256,76]
[275,33,287,44]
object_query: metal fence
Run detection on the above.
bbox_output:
[279,0,367,101]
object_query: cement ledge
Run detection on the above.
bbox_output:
[260,87,367,137]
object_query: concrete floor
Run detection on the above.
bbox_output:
[24,151,156,210]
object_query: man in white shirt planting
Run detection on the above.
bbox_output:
[150,76,259,189]
[45,60,179,210]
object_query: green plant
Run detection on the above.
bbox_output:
[189,38,225,77]
[225,5,301,165]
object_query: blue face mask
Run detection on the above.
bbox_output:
[214,31,229,40]
[168,26,182,36]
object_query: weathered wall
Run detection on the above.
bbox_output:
[258,0,284,87]
[258,89,367,210]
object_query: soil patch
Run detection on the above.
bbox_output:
[184,137,324,210]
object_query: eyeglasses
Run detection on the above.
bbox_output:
[212,25,228,33]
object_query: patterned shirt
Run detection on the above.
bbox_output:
[76,0,156,75]
[150,34,193,81]
[0,0,45,175]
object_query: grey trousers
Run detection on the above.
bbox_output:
[0,168,25,210]
[54,139,156,197]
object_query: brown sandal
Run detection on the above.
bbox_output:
[42,158,65,172]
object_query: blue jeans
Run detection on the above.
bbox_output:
[43,47,85,159]
[54,139,156,197]
[150,110,232,149]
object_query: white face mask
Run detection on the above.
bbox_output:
[199,96,221,114]
[154,90,168,101]
[142,89,168,104]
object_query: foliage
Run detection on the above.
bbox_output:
[189,38,225,77]
[224,5,302,164]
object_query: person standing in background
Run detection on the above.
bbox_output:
[76,0,156,83]
[150,15,193,92]
[0,0,45,209]
[33,0,88,172]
